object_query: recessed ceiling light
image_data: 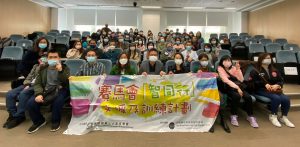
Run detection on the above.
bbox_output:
[225,7,236,10]
[141,6,161,9]
[183,7,204,9]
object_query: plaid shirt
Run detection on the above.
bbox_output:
[76,62,105,76]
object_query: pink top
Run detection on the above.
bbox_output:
[217,66,244,90]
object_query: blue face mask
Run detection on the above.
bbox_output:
[87,57,96,63]
[176,41,180,44]
[186,46,192,51]
[39,43,47,49]
[47,60,57,67]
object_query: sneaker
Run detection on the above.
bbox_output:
[230,115,239,127]
[6,117,25,129]
[269,114,281,127]
[279,116,295,128]
[50,122,60,132]
[2,115,14,128]
[27,120,46,134]
[247,116,259,128]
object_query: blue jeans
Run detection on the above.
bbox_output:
[6,85,34,118]
[27,88,69,125]
[256,90,290,116]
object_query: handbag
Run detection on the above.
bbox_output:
[43,86,59,106]
[252,68,283,94]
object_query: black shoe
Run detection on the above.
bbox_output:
[3,114,14,128]
[219,109,231,133]
[6,117,25,129]
[27,120,46,134]
[50,122,60,132]
[209,125,215,133]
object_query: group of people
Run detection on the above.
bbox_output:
[2,26,295,134]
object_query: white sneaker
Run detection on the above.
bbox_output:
[279,116,295,128]
[269,114,281,127]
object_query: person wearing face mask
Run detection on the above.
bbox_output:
[191,36,200,51]
[196,31,205,46]
[173,38,185,52]
[139,49,165,76]
[76,50,105,76]
[81,39,101,60]
[26,49,70,134]
[143,42,155,61]
[181,41,198,69]
[3,57,47,129]
[66,41,84,59]
[116,35,129,50]
[100,37,110,50]
[217,55,258,128]
[101,41,119,65]
[157,36,167,53]
[192,53,215,73]
[101,24,112,35]
[136,38,145,52]
[209,37,222,55]
[127,43,141,63]
[160,42,175,64]
[17,37,49,78]
[110,52,137,75]
[167,53,188,74]
[249,53,294,128]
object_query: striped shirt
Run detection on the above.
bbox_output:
[76,62,105,76]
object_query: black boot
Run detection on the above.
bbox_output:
[220,109,231,133]
[3,114,14,128]
[209,124,215,133]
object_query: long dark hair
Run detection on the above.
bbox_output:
[128,44,137,59]
[73,40,84,54]
[256,53,277,72]
[117,52,130,72]
[209,37,220,47]
[219,55,233,70]
[34,37,50,52]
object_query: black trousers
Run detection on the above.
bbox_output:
[226,89,253,116]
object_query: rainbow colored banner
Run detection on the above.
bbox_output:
[64,73,220,135]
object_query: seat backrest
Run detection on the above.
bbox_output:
[259,39,272,46]
[61,30,70,35]
[1,46,23,60]
[9,34,24,43]
[82,31,91,37]
[230,39,242,47]
[249,43,265,53]
[129,59,139,74]
[240,35,251,41]
[243,64,255,81]
[220,33,228,37]
[218,50,231,59]
[210,33,218,39]
[33,31,45,37]
[229,33,238,38]
[265,43,282,53]
[59,33,70,37]
[50,29,60,33]
[274,38,288,46]
[283,44,300,52]
[16,39,33,49]
[239,33,249,37]
[47,32,58,37]
[55,36,70,45]
[254,35,265,40]
[71,34,82,40]
[229,35,239,41]
[245,38,257,47]
[276,50,297,63]
[44,35,55,44]
[64,59,86,76]
[97,59,112,74]
[165,60,176,72]
[297,51,300,63]
[72,31,81,35]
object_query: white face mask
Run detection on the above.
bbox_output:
[200,61,209,67]
[130,47,135,51]
[149,56,158,62]
[148,46,154,49]
[211,41,217,44]
[75,45,81,49]
[223,61,232,68]
[119,59,128,65]
[109,46,115,50]
[138,41,143,44]
[262,59,272,65]
[175,59,183,65]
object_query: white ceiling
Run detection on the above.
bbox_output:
[30,0,284,11]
